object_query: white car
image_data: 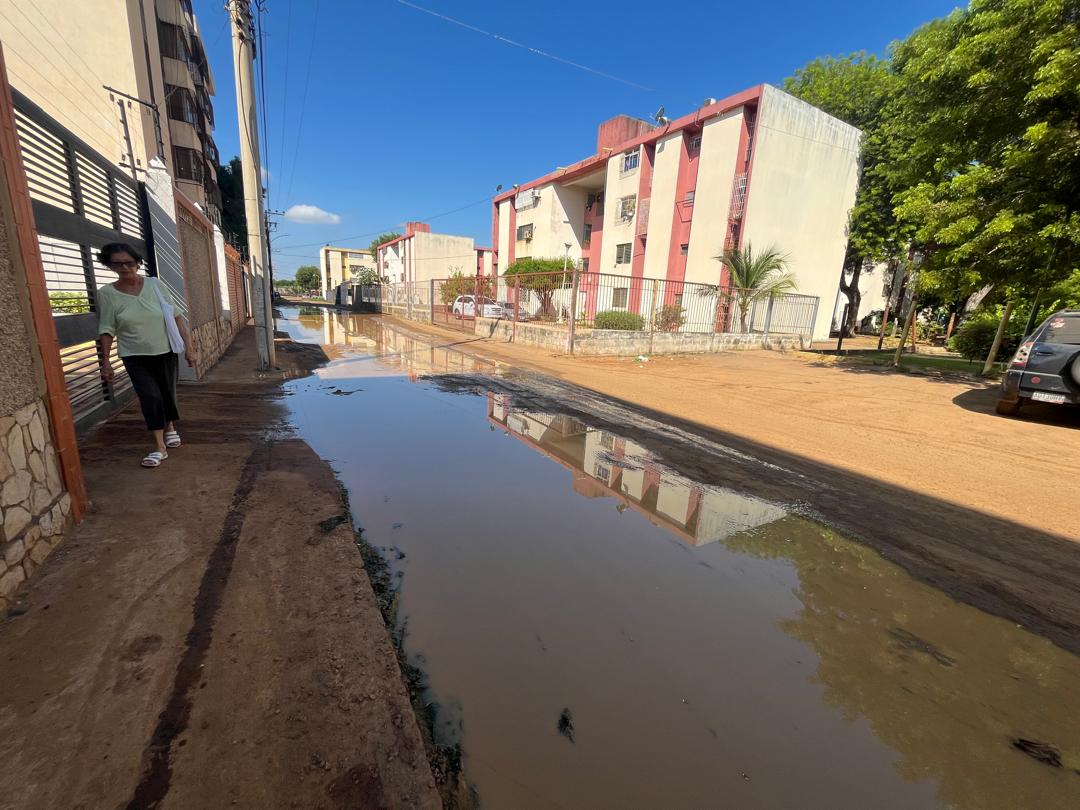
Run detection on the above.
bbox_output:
[452,295,505,319]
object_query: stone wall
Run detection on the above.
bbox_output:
[0,398,72,611]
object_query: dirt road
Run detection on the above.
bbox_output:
[381,317,1080,654]
[0,330,440,809]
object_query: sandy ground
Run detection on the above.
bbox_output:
[383,316,1080,653]
[0,330,439,809]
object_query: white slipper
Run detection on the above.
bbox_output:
[165,430,181,448]
[142,450,168,468]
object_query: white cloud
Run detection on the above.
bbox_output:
[284,204,341,225]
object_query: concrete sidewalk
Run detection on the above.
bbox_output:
[0,329,439,809]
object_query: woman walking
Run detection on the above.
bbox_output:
[97,242,194,467]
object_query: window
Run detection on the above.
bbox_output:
[679,243,689,255]
[617,195,636,222]
[583,223,592,247]
[615,243,632,264]
[621,149,639,174]
[600,433,614,450]
[689,134,702,152]
[685,190,696,203]
[581,258,590,273]
[594,462,612,481]
[165,85,197,126]
[157,21,189,61]
[172,146,204,182]
[1041,315,1080,345]
[516,223,534,241]
[612,287,629,307]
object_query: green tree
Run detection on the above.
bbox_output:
[890,0,1080,331]
[368,232,402,260]
[354,267,382,286]
[503,257,570,318]
[715,243,797,332]
[49,290,89,314]
[216,157,248,256]
[439,271,493,305]
[785,53,909,335]
[294,265,321,292]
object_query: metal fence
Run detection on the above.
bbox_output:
[351,270,819,345]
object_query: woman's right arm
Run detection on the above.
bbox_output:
[100,334,116,382]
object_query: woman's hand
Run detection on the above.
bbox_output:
[184,348,196,368]
[101,363,115,383]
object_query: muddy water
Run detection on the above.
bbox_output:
[278,306,1080,809]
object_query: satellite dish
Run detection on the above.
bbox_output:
[512,183,520,190]
[496,183,503,193]
[653,106,669,125]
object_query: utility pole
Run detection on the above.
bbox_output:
[228,0,275,369]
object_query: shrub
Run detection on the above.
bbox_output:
[654,305,686,332]
[594,310,645,330]
[948,310,1026,361]
[49,291,89,313]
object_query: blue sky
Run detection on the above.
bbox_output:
[193,0,961,279]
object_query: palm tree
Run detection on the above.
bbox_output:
[715,243,797,332]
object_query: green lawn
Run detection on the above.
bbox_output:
[833,350,1003,378]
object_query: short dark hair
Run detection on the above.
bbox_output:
[97,242,144,266]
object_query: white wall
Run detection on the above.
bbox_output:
[599,152,639,275]
[497,199,512,267]
[684,110,744,285]
[411,232,476,284]
[741,85,862,340]
[642,132,682,279]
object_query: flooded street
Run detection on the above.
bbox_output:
[278,306,1080,809]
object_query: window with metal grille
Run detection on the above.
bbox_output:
[730,173,748,218]
[172,146,204,182]
[617,195,636,222]
[621,149,639,174]
[581,258,590,272]
[165,85,198,126]
[680,243,689,255]
[583,223,592,247]
[157,21,189,61]
[685,190,696,203]
[689,134,702,152]
[516,223,533,241]
[612,287,629,307]
[615,243,632,264]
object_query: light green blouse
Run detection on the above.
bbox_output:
[97,277,179,357]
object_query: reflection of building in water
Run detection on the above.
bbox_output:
[488,394,785,545]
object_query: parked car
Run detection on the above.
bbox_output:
[499,301,530,321]
[997,309,1080,416]
[452,295,505,319]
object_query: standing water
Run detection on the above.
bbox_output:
[279,306,1080,809]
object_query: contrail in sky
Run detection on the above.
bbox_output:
[393,0,656,92]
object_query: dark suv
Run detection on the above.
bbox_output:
[998,310,1080,416]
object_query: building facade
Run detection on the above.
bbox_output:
[0,0,222,223]
[319,245,376,296]
[375,221,483,286]
[491,85,861,340]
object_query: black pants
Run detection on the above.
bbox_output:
[122,352,179,431]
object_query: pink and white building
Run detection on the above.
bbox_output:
[376,221,493,286]
[490,84,862,339]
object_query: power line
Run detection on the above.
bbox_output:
[393,0,655,92]
[256,1,272,207]
[275,0,293,203]
[272,194,494,250]
[282,0,319,206]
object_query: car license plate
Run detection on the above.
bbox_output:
[1032,392,1066,404]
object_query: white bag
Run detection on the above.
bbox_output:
[150,277,185,354]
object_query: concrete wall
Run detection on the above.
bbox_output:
[473,317,800,355]
[411,231,476,283]
[599,151,640,275]
[684,109,743,285]
[741,85,861,340]
[642,131,683,280]
[497,199,512,267]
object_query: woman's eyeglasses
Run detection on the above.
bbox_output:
[107,261,140,269]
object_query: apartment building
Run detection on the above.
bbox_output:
[0,0,222,222]
[319,245,376,296]
[375,221,487,286]
[491,84,861,340]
